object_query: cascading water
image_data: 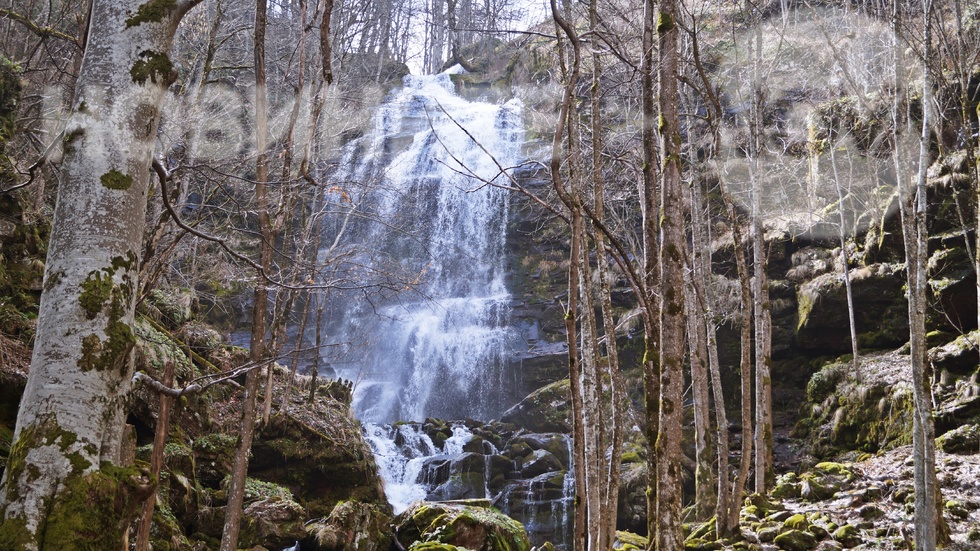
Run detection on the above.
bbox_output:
[317,67,524,424]
[314,69,575,548]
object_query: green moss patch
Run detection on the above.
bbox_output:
[125,0,177,28]
[131,50,177,86]
[100,169,133,191]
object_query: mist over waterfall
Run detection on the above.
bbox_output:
[317,69,525,424]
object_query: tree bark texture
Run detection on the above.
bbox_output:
[640,0,661,545]
[655,1,686,550]
[0,1,198,548]
[749,22,773,494]
[722,190,754,535]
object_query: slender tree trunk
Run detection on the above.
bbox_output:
[829,141,861,376]
[687,177,722,526]
[549,4,586,549]
[640,0,661,546]
[656,1,686,549]
[589,1,625,540]
[135,361,176,551]
[722,191,754,534]
[748,20,773,494]
[577,229,602,551]
[686,271,715,521]
[0,2,199,548]
[894,1,942,548]
[219,1,271,548]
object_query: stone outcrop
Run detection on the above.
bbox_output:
[394,501,531,551]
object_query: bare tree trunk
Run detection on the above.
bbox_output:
[589,0,625,541]
[220,1,271,548]
[135,361,175,551]
[829,140,860,377]
[640,0,661,546]
[894,1,943,548]
[656,0,686,549]
[748,19,773,494]
[686,270,715,521]
[722,190,754,535]
[0,1,200,548]
[578,233,602,551]
[688,176,729,534]
[549,4,586,549]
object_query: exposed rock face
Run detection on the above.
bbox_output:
[115,296,396,549]
[795,264,909,352]
[394,501,531,551]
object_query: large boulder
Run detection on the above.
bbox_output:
[250,410,388,518]
[795,263,908,352]
[394,501,530,551]
[499,379,571,433]
[240,496,307,549]
[302,501,394,551]
[936,423,980,454]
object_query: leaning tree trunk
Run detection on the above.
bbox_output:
[0,1,199,548]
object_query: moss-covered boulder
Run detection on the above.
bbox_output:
[774,529,818,551]
[193,432,238,488]
[937,423,980,453]
[832,523,862,547]
[249,410,387,518]
[796,358,914,457]
[240,496,306,549]
[614,531,648,551]
[782,513,809,531]
[499,379,571,433]
[303,501,394,551]
[394,501,530,551]
[929,330,980,376]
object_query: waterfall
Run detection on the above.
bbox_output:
[317,68,524,424]
[313,69,575,549]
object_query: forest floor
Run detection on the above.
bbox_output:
[738,446,980,551]
[722,348,980,551]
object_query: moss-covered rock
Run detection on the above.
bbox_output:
[614,531,648,551]
[499,379,571,433]
[797,361,914,457]
[394,501,530,551]
[774,529,818,551]
[795,264,908,353]
[193,432,238,488]
[832,523,862,547]
[782,513,809,531]
[249,411,387,518]
[304,501,394,551]
[239,496,306,549]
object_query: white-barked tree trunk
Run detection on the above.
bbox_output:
[0,1,199,548]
